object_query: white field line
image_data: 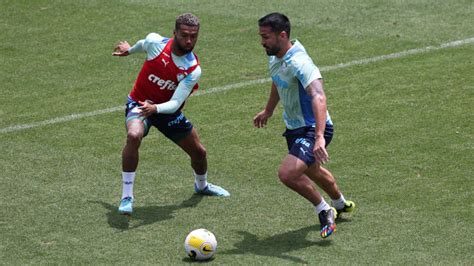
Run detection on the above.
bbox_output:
[1,37,473,134]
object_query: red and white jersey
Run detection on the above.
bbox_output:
[129,36,200,111]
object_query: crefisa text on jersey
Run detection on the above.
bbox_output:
[148,74,178,90]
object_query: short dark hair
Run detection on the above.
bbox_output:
[175,13,200,30]
[258,12,291,38]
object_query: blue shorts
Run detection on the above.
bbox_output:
[125,98,193,143]
[283,124,334,166]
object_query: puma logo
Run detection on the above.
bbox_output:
[299,147,306,155]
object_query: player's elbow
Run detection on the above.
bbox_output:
[317,93,326,103]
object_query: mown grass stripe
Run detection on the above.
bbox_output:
[1,37,472,134]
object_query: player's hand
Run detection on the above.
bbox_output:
[253,110,272,128]
[138,100,156,117]
[112,41,131,56]
[313,136,329,164]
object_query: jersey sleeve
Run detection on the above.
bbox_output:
[155,66,202,114]
[128,33,167,60]
[143,33,167,60]
[290,53,322,88]
[128,39,145,54]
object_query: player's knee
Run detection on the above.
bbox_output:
[278,168,293,185]
[126,130,143,146]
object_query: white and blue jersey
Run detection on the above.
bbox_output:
[268,40,332,130]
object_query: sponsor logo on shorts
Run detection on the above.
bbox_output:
[168,113,186,127]
[296,138,311,148]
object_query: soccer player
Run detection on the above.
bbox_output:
[253,13,355,238]
[113,13,230,215]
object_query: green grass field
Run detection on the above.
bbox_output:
[1,0,473,264]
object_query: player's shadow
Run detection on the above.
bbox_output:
[91,194,203,230]
[221,225,331,264]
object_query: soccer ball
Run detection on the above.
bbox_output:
[184,228,217,261]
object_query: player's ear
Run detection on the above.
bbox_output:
[278,31,287,40]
